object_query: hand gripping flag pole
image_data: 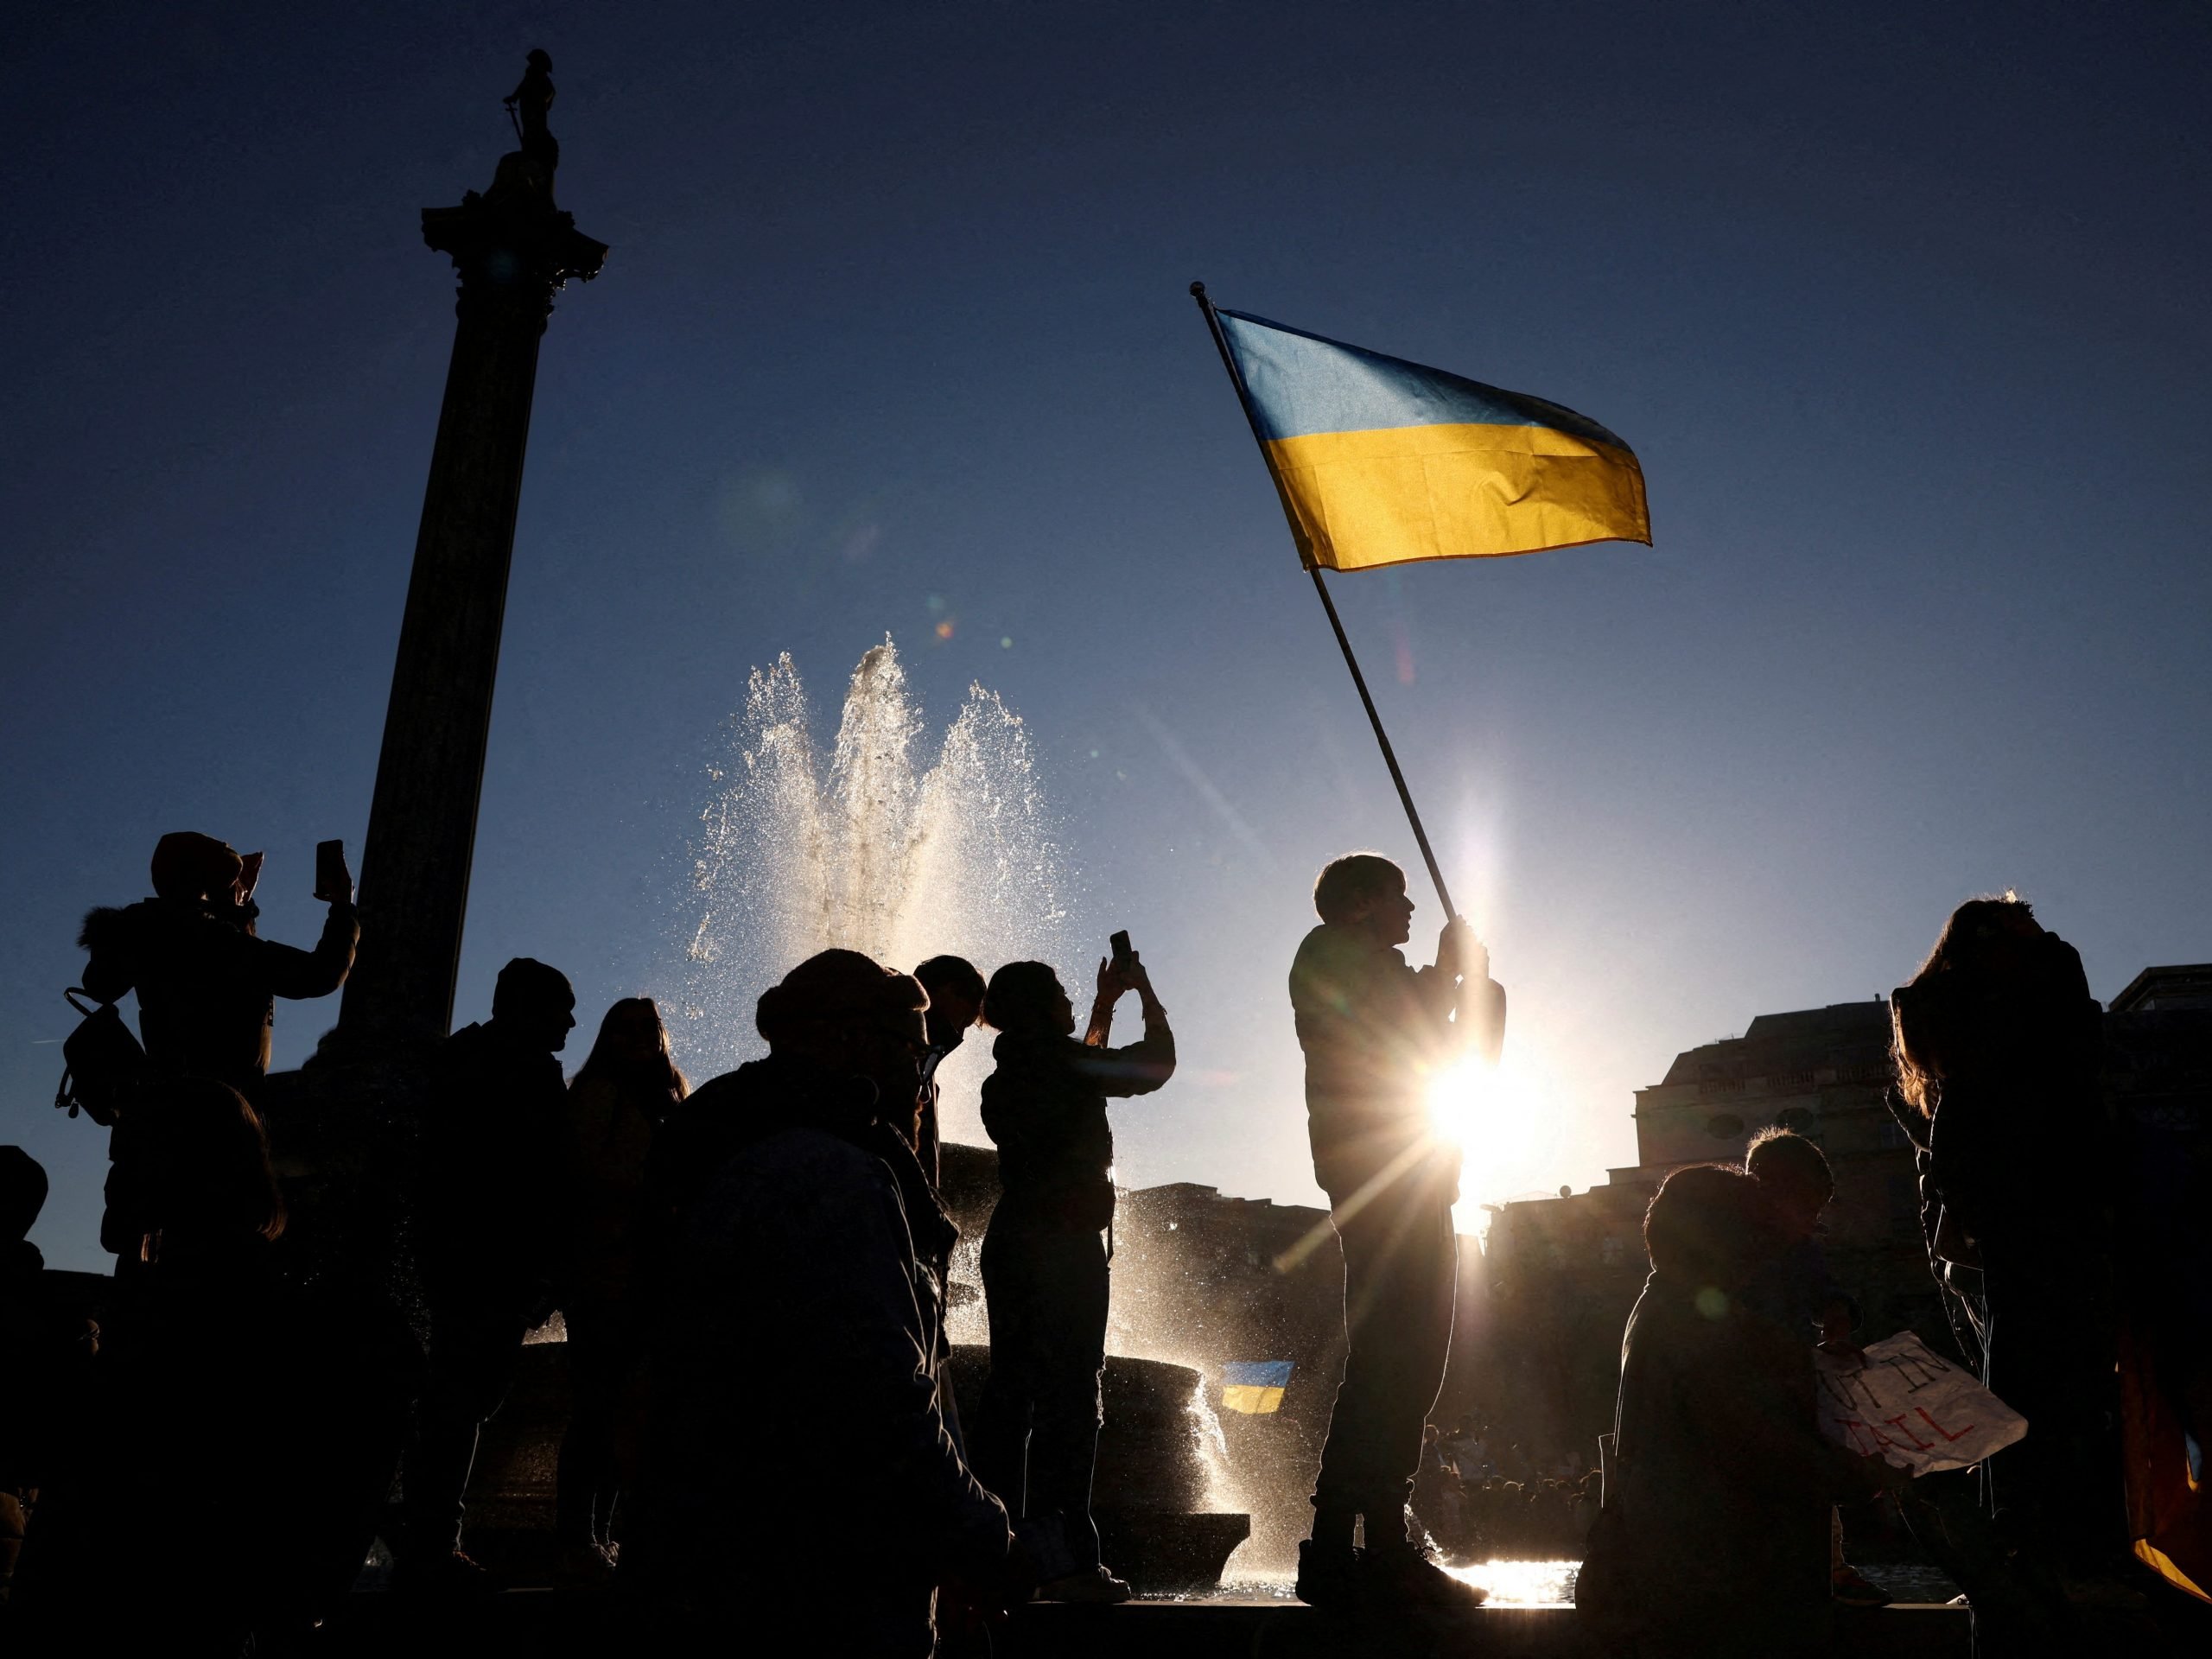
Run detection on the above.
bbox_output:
[1191,281,1459,918]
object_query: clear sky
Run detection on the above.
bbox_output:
[5,3,2209,1272]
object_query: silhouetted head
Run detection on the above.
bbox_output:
[527,48,553,71]
[983,960,1075,1039]
[915,955,986,1047]
[1643,1163,1769,1296]
[1744,1127,1833,1241]
[1313,853,1413,946]
[575,996,688,1099]
[757,950,929,1105]
[1890,892,2049,1113]
[150,831,244,903]
[493,957,577,1053]
[144,1079,285,1248]
[0,1147,48,1244]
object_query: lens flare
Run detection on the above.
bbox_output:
[1426,1053,1557,1218]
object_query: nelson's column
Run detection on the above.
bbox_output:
[271,54,607,1280]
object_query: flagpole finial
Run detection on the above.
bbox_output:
[1190,280,1208,297]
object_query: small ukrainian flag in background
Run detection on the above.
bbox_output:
[1221,1360,1295,1414]
[1214,309,1650,571]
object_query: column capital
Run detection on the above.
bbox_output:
[421,172,608,330]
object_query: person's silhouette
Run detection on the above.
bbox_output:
[636,951,1024,1645]
[555,997,686,1589]
[395,957,574,1592]
[12,1085,414,1649]
[1892,897,2135,1611]
[912,955,985,1185]
[1287,854,1500,1610]
[971,951,1174,1604]
[0,1147,94,1608]
[1588,1165,1884,1656]
[78,831,356,1264]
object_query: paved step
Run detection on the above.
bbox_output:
[322,1589,1976,1656]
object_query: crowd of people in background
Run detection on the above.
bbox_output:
[1410,1421,1602,1561]
[0,834,2168,1655]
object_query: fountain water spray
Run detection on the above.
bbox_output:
[673,638,1071,1138]
[666,639,1264,1589]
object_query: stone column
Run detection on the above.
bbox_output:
[332,177,607,1053]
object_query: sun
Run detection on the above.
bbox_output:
[1426,1052,1553,1214]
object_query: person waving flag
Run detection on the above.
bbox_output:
[1192,284,1650,918]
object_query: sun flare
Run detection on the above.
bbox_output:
[1427,1053,1557,1218]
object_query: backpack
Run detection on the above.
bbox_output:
[55,988,145,1127]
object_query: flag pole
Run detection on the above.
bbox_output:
[1191,281,1459,920]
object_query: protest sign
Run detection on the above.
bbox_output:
[1815,1331,2027,1475]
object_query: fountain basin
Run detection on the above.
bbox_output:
[451,1341,1249,1592]
[945,1345,1249,1592]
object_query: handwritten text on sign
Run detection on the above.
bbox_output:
[1815,1332,2027,1475]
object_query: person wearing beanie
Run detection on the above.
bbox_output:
[638,950,1025,1648]
[77,832,357,1263]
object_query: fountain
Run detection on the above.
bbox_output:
[671,638,1069,1116]
[452,640,1248,1592]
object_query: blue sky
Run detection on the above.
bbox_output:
[5,2,2209,1270]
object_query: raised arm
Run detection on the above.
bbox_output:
[251,898,360,1001]
[1077,957,1175,1097]
[1418,918,1507,1065]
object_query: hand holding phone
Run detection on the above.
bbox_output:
[315,839,353,905]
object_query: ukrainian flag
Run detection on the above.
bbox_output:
[1221,1360,1294,1414]
[1215,309,1651,572]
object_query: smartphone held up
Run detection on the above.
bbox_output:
[315,839,353,905]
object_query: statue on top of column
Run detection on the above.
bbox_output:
[494,48,559,201]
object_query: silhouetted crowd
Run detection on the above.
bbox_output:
[1409,1422,1604,1560]
[0,837,2174,1655]
[1576,896,2153,1659]
[8,831,1181,1653]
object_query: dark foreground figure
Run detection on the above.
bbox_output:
[0,1148,96,1610]
[1580,1163,1888,1658]
[396,957,575,1589]
[973,951,1175,1604]
[638,951,1026,1651]
[1892,896,2141,1652]
[1288,854,1502,1610]
[14,1083,413,1654]
[555,996,687,1586]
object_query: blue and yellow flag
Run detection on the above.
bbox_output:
[1214,308,1650,572]
[1221,1360,1294,1414]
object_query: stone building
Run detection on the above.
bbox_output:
[1470,997,1939,1471]
[1470,966,2212,1474]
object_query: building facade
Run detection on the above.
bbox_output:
[1471,968,2212,1474]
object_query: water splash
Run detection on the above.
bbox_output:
[1448,1559,1580,1605]
[674,638,1071,1114]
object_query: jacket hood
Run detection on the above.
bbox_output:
[712,1052,960,1265]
